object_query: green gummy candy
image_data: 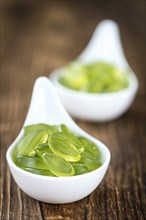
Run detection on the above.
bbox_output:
[42,153,75,177]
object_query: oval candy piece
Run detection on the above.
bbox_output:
[42,153,75,177]
[60,124,73,134]
[71,162,88,175]
[48,132,82,161]
[79,137,102,171]
[20,130,49,156]
[24,167,54,176]
[79,137,100,157]
[16,155,49,170]
[24,123,59,136]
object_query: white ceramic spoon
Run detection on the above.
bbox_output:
[6,77,110,204]
[50,20,138,122]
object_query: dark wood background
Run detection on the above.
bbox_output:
[0,1,145,219]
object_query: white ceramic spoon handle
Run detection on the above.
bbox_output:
[24,77,48,126]
[24,77,81,132]
[79,19,129,69]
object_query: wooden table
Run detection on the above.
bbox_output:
[0,1,145,219]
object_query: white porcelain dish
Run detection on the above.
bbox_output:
[50,20,138,122]
[6,77,111,204]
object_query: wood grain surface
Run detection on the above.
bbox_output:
[0,1,145,220]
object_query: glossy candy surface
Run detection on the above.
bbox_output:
[13,123,102,177]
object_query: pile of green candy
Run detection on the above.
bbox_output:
[59,61,129,93]
[13,123,102,177]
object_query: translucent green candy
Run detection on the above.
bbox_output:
[20,130,48,156]
[16,155,49,170]
[59,62,89,91]
[48,132,83,161]
[24,123,58,136]
[71,162,88,175]
[59,61,129,93]
[13,123,102,177]
[42,153,75,176]
[35,143,51,158]
[60,124,74,134]
[79,137,102,171]
[24,167,54,176]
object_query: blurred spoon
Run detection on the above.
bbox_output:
[50,20,138,122]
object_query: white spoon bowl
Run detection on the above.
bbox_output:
[6,77,110,204]
[50,20,138,122]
